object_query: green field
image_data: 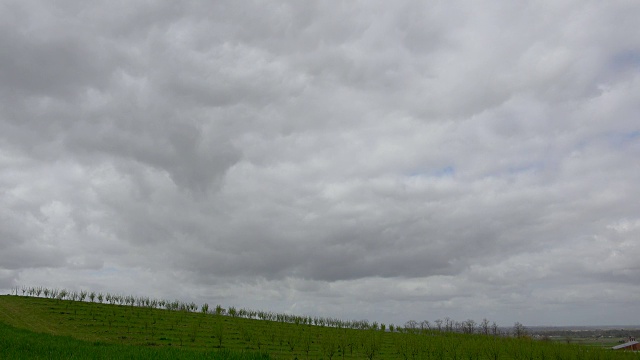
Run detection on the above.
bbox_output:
[1,293,638,359]
[0,321,269,360]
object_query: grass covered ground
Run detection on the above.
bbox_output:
[0,321,270,359]
[1,294,638,359]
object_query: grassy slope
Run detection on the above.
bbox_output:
[0,295,277,357]
[0,295,366,358]
[1,295,637,360]
[0,321,269,360]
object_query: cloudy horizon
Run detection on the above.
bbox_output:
[1,1,639,327]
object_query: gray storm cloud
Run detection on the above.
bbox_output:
[1,0,639,326]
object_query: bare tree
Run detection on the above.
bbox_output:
[444,317,454,332]
[463,319,476,334]
[491,321,500,336]
[420,320,431,332]
[513,322,528,338]
[434,319,443,332]
[405,320,418,333]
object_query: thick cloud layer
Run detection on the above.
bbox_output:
[1,1,639,326]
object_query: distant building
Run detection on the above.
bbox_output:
[612,337,639,351]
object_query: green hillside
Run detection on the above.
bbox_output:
[0,321,269,360]
[0,294,636,359]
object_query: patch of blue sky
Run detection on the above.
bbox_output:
[506,162,545,175]
[408,165,455,178]
[606,130,640,149]
[572,130,639,153]
[610,50,640,70]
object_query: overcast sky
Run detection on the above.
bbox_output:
[1,1,639,327]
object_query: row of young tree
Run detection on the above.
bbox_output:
[13,285,525,337]
[402,318,528,338]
